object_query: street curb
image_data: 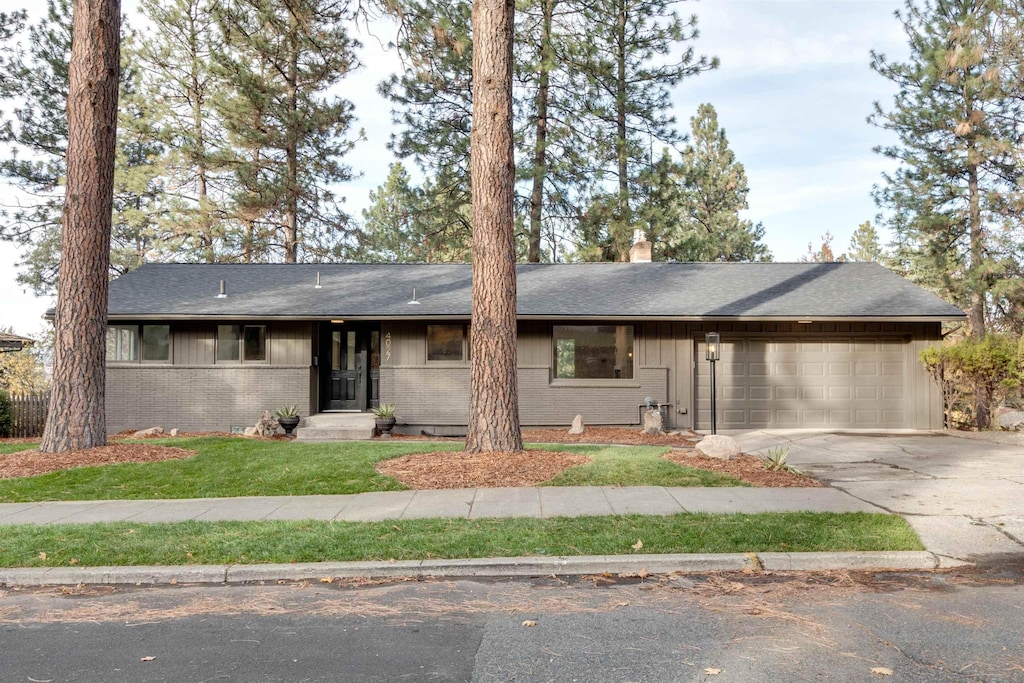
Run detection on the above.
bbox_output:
[0,551,956,587]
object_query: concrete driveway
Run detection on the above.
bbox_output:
[733,430,1024,564]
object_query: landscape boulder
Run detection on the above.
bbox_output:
[568,415,586,435]
[169,428,180,437]
[132,426,164,438]
[641,408,664,435]
[254,410,279,437]
[695,434,741,460]
[998,411,1024,431]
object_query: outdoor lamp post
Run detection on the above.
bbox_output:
[705,332,720,435]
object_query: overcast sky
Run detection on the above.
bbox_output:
[0,0,908,337]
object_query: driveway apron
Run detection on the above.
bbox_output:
[734,430,1024,562]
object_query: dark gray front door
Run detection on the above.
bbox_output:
[321,324,380,411]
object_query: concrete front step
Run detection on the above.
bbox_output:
[296,412,377,441]
[296,428,375,441]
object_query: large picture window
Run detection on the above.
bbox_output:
[217,324,267,363]
[553,325,634,380]
[426,324,470,362]
[106,324,170,363]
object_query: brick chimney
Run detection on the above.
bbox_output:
[628,229,652,263]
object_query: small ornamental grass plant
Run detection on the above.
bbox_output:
[757,447,805,475]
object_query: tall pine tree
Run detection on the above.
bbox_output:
[567,0,716,260]
[0,0,165,294]
[646,104,770,262]
[871,0,1024,427]
[214,0,361,263]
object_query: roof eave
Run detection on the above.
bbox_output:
[105,313,965,323]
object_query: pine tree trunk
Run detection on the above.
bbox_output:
[40,0,120,454]
[465,0,522,454]
[284,14,299,264]
[527,0,555,263]
[614,0,630,261]
[967,161,990,429]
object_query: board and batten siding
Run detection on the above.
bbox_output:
[106,321,315,433]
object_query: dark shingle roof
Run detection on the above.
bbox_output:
[106,262,965,320]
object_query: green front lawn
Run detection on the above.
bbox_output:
[0,512,923,567]
[0,438,747,502]
[0,441,39,455]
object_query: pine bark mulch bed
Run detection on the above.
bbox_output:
[521,426,701,447]
[375,449,591,489]
[392,426,702,448]
[0,443,198,480]
[663,451,824,488]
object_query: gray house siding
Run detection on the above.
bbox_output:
[106,365,310,434]
[105,318,944,434]
[106,321,315,434]
[378,321,670,433]
[380,320,942,433]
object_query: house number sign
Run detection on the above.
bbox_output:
[384,331,392,362]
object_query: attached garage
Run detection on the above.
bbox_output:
[693,332,936,431]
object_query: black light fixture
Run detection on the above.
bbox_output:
[705,331,720,435]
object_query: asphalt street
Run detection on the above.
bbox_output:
[2,560,1023,682]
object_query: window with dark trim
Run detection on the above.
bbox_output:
[553,325,634,379]
[106,324,170,363]
[217,324,267,363]
[426,324,470,362]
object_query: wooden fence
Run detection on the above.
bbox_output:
[10,392,49,438]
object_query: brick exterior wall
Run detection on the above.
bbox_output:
[379,365,669,429]
[106,365,311,434]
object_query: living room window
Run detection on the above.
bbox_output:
[217,324,267,363]
[553,325,634,380]
[106,324,170,363]
[426,324,470,362]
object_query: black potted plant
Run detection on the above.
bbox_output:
[275,405,301,436]
[371,403,397,437]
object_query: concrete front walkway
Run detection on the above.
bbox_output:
[0,485,880,526]
[733,429,1024,562]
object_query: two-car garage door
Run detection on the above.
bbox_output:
[694,337,908,430]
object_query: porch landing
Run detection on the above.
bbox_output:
[296,412,376,441]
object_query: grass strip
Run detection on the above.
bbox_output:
[0,512,922,567]
[0,442,39,455]
[539,444,744,487]
[0,439,746,502]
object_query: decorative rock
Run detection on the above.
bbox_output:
[132,427,164,438]
[695,434,741,460]
[254,410,279,437]
[568,415,585,435]
[169,428,180,437]
[243,427,258,437]
[998,411,1024,431]
[641,408,664,435]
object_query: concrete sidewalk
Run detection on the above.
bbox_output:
[0,485,882,525]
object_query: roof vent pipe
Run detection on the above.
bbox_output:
[216,279,227,298]
[315,271,322,289]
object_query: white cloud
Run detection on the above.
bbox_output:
[0,240,51,337]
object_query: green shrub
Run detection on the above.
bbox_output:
[0,389,13,438]
[920,334,1021,429]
